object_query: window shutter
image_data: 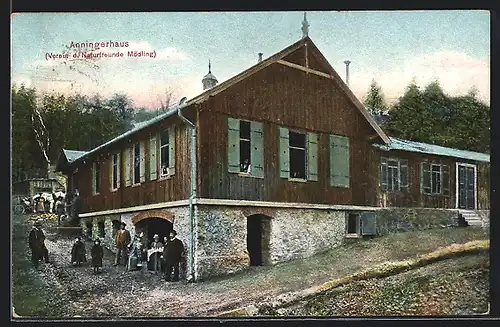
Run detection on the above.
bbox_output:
[227,117,240,173]
[149,135,157,180]
[92,162,96,193]
[250,121,264,178]
[421,161,431,194]
[116,152,121,189]
[139,141,146,182]
[361,212,377,236]
[329,135,350,188]
[380,158,388,191]
[400,159,409,192]
[124,147,131,187]
[307,132,318,181]
[168,126,176,176]
[279,127,290,178]
[442,164,450,196]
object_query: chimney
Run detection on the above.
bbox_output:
[343,60,351,87]
[258,53,263,63]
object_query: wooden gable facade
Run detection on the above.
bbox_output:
[196,37,387,206]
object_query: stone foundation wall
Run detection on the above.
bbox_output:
[194,205,346,281]
[477,210,490,228]
[375,208,459,236]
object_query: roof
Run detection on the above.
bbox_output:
[202,72,218,81]
[68,36,390,166]
[71,104,186,164]
[62,149,88,163]
[374,137,490,163]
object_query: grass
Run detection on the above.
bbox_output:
[11,213,66,317]
[257,240,489,316]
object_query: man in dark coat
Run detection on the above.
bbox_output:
[71,236,87,266]
[114,222,131,266]
[91,239,104,274]
[28,220,49,267]
[162,230,184,282]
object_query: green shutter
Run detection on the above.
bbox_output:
[329,135,350,188]
[149,135,157,180]
[92,162,96,193]
[361,212,377,236]
[421,161,431,194]
[227,117,240,173]
[250,121,264,178]
[400,159,409,192]
[442,164,450,196]
[124,147,131,187]
[380,157,388,191]
[279,127,290,178]
[307,132,318,181]
[169,126,176,175]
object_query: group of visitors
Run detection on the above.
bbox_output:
[30,189,81,226]
[28,219,185,282]
[114,222,186,282]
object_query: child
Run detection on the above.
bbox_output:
[71,236,87,266]
[91,238,104,274]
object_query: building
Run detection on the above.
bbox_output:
[55,16,490,281]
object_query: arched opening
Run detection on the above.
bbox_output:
[246,214,272,266]
[134,217,173,248]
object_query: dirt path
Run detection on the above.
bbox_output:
[12,213,489,318]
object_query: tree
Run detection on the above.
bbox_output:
[363,79,388,115]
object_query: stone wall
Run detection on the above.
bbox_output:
[194,205,346,281]
[477,210,490,228]
[375,208,459,236]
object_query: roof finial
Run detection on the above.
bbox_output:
[301,12,309,38]
[208,59,211,73]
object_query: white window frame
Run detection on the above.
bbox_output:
[92,161,100,195]
[159,130,170,178]
[380,157,408,192]
[132,142,141,186]
[111,152,119,192]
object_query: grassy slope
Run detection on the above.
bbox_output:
[271,254,490,316]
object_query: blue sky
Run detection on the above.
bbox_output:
[11,11,490,108]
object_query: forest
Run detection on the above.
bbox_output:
[11,79,489,182]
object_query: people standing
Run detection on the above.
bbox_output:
[71,190,81,226]
[34,193,45,214]
[28,220,49,267]
[114,222,131,266]
[162,230,184,282]
[148,234,163,273]
[71,236,87,266]
[91,239,104,274]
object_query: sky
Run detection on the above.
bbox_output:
[11,11,490,109]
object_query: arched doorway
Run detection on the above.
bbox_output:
[134,217,173,247]
[246,214,272,266]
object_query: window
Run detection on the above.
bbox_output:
[111,153,120,191]
[380,158,408,192]
[92,162,100,194]
[133,143,140,184]
[239,120,251,173]
[279,127,318,181]
[289,131,307,179]
[421,161,450,195]
[98,221,105,237]
[159,130,170,176]
[431,164,441,194]
[228,117,264,178]
[347,213,359,234]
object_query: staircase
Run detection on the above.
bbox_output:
[459,210,483,227]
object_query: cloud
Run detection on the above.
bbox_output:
[349,51,490,104]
